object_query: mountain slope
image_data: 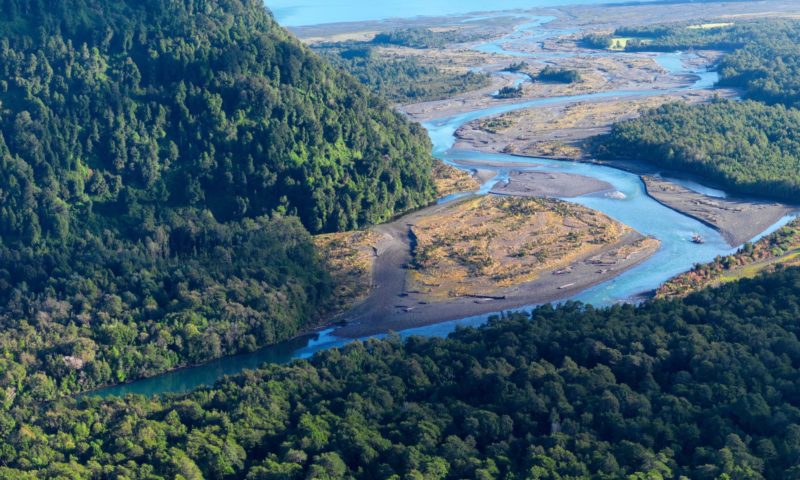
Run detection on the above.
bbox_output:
[0,0,435,235]
[0,0,435,400]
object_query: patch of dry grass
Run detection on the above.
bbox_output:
[314,230,383,317]
[433,161,480,197]
[409,196,630,299]
[470,92,722,159]
[480,97,671,135]
[504,142,585,159]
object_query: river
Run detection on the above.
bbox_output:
[86,11,796,399]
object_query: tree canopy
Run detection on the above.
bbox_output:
[0,0,437,401]
[5,268,800,478]
[593,99,800,200]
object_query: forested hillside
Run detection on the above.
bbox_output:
[591,19,800,198]
[0,0,436,401]
[6,268,800,479]
[312,25,492,103]
[594,99,800,200]
[315,44,490,103]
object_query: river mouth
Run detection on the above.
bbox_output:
[85,7,797,399]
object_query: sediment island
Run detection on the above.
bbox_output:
[300,0,799,336]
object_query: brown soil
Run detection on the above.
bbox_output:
[334,195,659,338]
[409,196,632,299]
[642,176,796,247]
[491,170,613,198]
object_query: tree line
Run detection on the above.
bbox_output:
[591,19,800,200]
[593,99,800,201]
[5,268,800,478]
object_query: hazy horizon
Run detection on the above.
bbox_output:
[267,0,661,27]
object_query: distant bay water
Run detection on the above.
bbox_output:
[267,0,658,27]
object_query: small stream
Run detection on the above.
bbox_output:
[86,14,796,399]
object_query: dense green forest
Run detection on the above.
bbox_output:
[537,66,581,84]
[371,27,485,49]
[314,44,490,103]
[0,0,437,401]
[593,99,800,200]
[5,268,800,478]
[717,24,800,107]
[589,18,800,200]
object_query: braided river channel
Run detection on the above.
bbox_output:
[88,12,796,398]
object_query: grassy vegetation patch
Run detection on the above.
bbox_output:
[408,196,629,299]
[432,161,481,197]
[314,230,383,317]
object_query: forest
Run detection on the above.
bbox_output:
[7,2,800,479]
[593,99,800,200]
[536,66,581,84]
[0,0,437,402]
[314,44,490,103]
[371,27,485,49]
[587,13,800,203]
[5,268,800,478]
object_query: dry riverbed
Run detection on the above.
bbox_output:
[492,171,613,198]
[333,193,659,338]
[455,91,731,159]
[642,176,795,247]
[399,53,690,123]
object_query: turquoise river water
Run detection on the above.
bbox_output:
[87,11,797,398]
